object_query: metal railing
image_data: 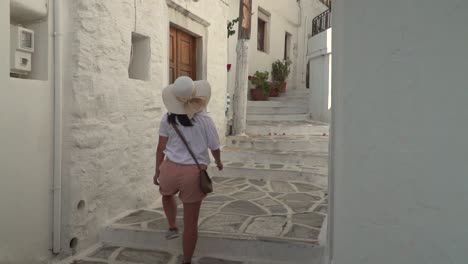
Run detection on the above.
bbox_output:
[312,8,332,37]
[319,0,332,9]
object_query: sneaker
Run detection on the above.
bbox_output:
[165,228,179,240]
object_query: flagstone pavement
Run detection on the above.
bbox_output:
[71,176,327,264]
[72,246,263,264]
[113,176,327,243]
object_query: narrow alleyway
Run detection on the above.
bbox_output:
[66,90,330,264]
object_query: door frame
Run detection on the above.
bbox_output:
[167,1,210,83]
[170,26,197,82]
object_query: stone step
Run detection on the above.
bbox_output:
[247,105,309,115]
[222,148,328,168]
[208,164,328,187]
[279,91,309,97]
[247,113,309,122]
[100,177,328,264]
[101,229,324,264]
[246,121,329,136]
[281,89,309,95]
[269,96,308,102]
[60,244,311,264]
[280,89,310,96]
[225,135,329,152]
[248,100,308,109]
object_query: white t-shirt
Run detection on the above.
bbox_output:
[159,112,220,165]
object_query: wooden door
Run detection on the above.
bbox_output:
[169,27,197,83]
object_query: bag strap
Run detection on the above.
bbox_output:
[171,123,204,172]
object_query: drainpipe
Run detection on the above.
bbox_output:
[52,0,63,254]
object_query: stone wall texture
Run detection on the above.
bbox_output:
[62,0,229,253]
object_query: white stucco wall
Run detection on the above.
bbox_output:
[330,0,468,263]
[10,0,48,22]
[227,0,326,98]
[61,0,229,254]
[308,28,331,123]
[0,2,54,264]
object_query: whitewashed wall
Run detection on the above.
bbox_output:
[0,2,54,264]
[330,0,468,263]
[308,28,331,123]
[10,0,48,21]
[227,0,326,98]
[60,0,229,254]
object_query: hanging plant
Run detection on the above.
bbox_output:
[227,17,239,38]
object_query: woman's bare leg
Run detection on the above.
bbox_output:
[182,201,202,263]
[162,195,177,229]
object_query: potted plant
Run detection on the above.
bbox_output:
[271,59,292,93]
[269,81,281,97]
[249,71,271,101]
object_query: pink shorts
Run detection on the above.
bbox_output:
[158,159,207,203]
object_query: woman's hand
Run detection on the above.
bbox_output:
[153,173,160,185]
[216,160,223,171]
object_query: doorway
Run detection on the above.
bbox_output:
[169,26,197,83]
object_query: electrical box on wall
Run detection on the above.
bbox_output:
[10,25,34,75]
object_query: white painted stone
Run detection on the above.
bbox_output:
[222,148,328,167]
[60,0,229,255]
[227,0,327,106]
[247,101,303,107]
[246,121,329,136]
[101,226,324,264]
[269,96,309,103]
[10,0,48,21]
[225,135,329,152]
[232,39,250,135]
[308,28,332,123]
[247,113,309,122]
[248,105,309,115]
[208,166,328,187]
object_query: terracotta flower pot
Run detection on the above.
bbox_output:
[280,81,287,93]
[251,88,268,101]
[269,88,280,97]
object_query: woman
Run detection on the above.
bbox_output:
[154,76,223,264]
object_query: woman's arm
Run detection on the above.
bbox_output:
[211,149,223,171]
[154,136,168,184]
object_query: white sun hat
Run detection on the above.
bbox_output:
[162,76,211,119]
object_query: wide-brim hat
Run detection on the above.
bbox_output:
[162,76,211,119]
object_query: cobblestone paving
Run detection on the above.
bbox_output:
[111,177,327,243]
[72,246,247,264]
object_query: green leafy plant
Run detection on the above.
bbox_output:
[271,59,292,82]
[227,18,239,38]
[271,81,281,90]
[269,81,281,97]
[249,71,271,95]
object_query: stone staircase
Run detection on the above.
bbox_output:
[247,90,310,122]
[63,89,329,264]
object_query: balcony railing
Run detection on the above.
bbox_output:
[312,8,331,37]
[319,0,331,9]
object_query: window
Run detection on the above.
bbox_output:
[257,19,266,52]
[257,8,270,53]
[284,32,292,60]
[128,32,151,81]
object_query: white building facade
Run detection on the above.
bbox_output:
[1,0,229,263]
[227,0,327,101]
[308,27,332,123]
